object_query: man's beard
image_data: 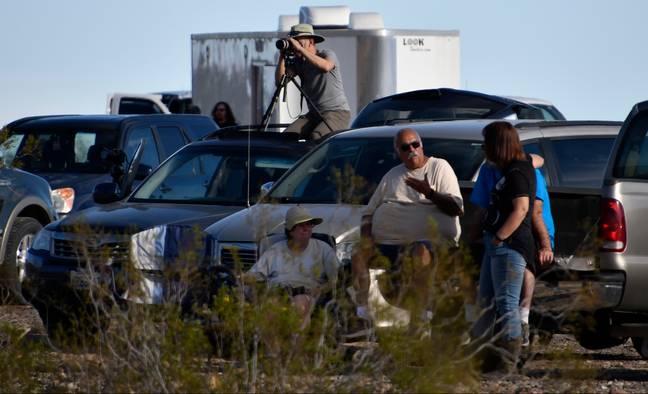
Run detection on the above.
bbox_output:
[407,151,418,159]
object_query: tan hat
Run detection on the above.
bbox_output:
[285,206,323,230]
[289,23,325,43]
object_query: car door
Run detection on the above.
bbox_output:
[123,125,161,177]
[153,124,191,159]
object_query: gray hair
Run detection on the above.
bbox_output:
[393,128,422,152]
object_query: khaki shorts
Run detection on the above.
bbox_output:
[284,110,350,140]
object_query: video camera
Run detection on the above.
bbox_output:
[275,38,297,68]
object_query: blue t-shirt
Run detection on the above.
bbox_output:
[470,163,555,247]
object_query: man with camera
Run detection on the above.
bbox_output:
[275,23,351,140]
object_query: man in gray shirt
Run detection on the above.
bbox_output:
[275,24,351,140]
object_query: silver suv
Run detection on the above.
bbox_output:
[598,100,648,358]
[205,119,621,326]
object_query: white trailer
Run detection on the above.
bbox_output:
[191,6,460,125]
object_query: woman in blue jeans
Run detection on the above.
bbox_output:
[477,121,536,371]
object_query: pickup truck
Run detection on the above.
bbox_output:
[107,91,198,115]
[588,100,648,359]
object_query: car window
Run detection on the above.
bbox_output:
[156,126,187,157]
[1,134,24,167]
[352,92,508,128]
[119,98,163,114]
[551,137,616,187]
[132,147,298,204]
[125,126,160,169]
[269,137,484,204]
[614,113,648,179]
[10,129,119,173]
[522,142,548,182]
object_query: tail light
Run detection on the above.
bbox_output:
[599,198,626,252]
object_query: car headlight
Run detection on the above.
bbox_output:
[336,241,355,266]
[31,229,52,252]
[51,187,75,214]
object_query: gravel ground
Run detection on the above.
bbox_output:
[2,304,648,393]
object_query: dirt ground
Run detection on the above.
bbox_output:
[2,304,648,393]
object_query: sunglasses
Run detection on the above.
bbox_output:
[400,141,421,152]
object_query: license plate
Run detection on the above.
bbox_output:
[69,269,111,290]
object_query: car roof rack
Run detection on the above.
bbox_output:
[201,124,305,141]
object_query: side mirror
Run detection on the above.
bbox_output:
[134,164,153,180]
[92,182,122,204]
[260,181,274,198]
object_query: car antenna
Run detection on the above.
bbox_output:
[246,126,251,208]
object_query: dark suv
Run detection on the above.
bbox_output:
[4,114,217,215]
[23,130,312,334]
[0,168,57,299]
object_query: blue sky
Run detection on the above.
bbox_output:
[2,0,647,125]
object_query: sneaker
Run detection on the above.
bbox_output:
[521,322,530,347]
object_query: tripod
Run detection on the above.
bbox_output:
[259,73,334,134]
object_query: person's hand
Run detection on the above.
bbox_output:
[288,37,305,54]
[491,237,503,247]
[537,247,554,266]
[405,174,432,196]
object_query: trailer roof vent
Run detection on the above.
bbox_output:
[278,15,300,32]
[299,5,350,29]
[349,12,384,30]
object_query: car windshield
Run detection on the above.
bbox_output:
[268,137,484,204]
[7,129,119,173]
[352,91,509,128]
[131,146,298,205]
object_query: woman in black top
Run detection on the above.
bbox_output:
[477,121,536,367]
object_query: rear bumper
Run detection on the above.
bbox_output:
[535,269,625,313]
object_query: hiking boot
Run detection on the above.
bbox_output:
[497,337,522,375]
[521,322,530,347]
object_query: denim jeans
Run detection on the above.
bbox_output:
[473,232,526,341]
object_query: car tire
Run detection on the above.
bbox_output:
[574,311,627,350]
[631,337,648,359]
[1,217,42,301]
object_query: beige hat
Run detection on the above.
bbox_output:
[289,23,325,43]
[285,206,323,230]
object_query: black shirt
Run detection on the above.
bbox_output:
[485,158,537,265]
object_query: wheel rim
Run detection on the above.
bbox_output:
[16,233,34,283]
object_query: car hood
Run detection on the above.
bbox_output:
[205,203,365,244]
[51,202,242,234]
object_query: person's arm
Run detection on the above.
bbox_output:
[532,198,554,265]
[288,38,335,72]
[405,173,463,217]
[275,51,286,86]
[313,245,340,297]
[492,196,529,244]
[530,153,544,169]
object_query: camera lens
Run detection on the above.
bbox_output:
[275,39,290,50]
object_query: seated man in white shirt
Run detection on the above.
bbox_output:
[352,128,464,323]
[244,206,339,328]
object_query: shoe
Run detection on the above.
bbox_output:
[521,322,530,347]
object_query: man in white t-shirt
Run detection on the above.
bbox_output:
[352,128,464,322]
[245,206,339,328]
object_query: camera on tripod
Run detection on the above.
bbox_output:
[276,38,297,68]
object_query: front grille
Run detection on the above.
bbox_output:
[220,245,257,271]
[52,238,130,266]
